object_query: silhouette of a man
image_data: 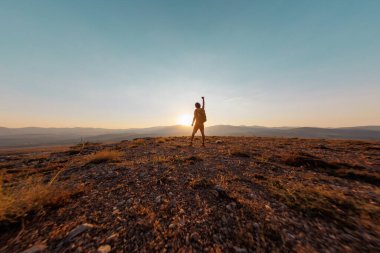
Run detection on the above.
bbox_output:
[191,96,206,146]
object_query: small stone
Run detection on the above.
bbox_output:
[155,196,162,204]
[216,140,223,144]
[297,232,305,238]
[22,244,47,253]
[287,233,295,240]
[210,190,219,197]
[190,232,200,242]
[167,199,176,209]
[233,246,247,253]
[178,218,185,226]
[66,223,94,241]
[97,244,111,253]
[253,222,259,229]
[107,233,119,241]
[328,234,336,240]
[168,223,175,229]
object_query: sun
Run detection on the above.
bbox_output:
[177,114,193,126]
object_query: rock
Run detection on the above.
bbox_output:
[213,186,231,200]
[66,223,94,241]
[97,244,111,253]
[22,244,47,253]
[210,190,219,197]
[167,199,177,210]
[287,233,295,240]
[178,218,185,226]
[216,140,223,144]
[233,246,247,253]
[297,232,305,238]
[107,233,119,241]
[155,195,162,204]
[190,232,200,242]
[226,203,236,211]
[253,223,259,229]
[168,223,176,229]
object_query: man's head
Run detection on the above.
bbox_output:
[195,102,201,108]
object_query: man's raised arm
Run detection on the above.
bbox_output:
[202,96,205,109]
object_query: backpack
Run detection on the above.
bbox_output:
[198,108,207,123]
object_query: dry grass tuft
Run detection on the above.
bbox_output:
[86,150,122,164]
[128,138,147,148]
[189,177,213,189]
[0,174,80,223]
[156,137,169,143]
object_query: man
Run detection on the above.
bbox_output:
[190,96,207,147]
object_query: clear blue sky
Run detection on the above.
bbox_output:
[1,0,379,128]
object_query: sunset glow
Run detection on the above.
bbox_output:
[177,114,193,126]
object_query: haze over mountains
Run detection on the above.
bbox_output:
[1,125,380,148]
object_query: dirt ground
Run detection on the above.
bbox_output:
[0,136,379,252]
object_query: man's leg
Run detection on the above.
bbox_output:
[190,124,199,145]
[200,124,205,146]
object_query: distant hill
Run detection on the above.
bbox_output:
[0,125,379,148]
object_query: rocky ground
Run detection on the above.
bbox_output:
[0,136,379,252]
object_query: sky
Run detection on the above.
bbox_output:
[1,0,379,128]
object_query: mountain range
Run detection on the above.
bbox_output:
[0,125,379,148]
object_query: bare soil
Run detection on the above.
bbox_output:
[0,136,379,252]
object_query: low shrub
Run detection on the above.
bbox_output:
[0,174,80,223]
[86,150,122,164]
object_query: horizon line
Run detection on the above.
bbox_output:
[1,124,379,130]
